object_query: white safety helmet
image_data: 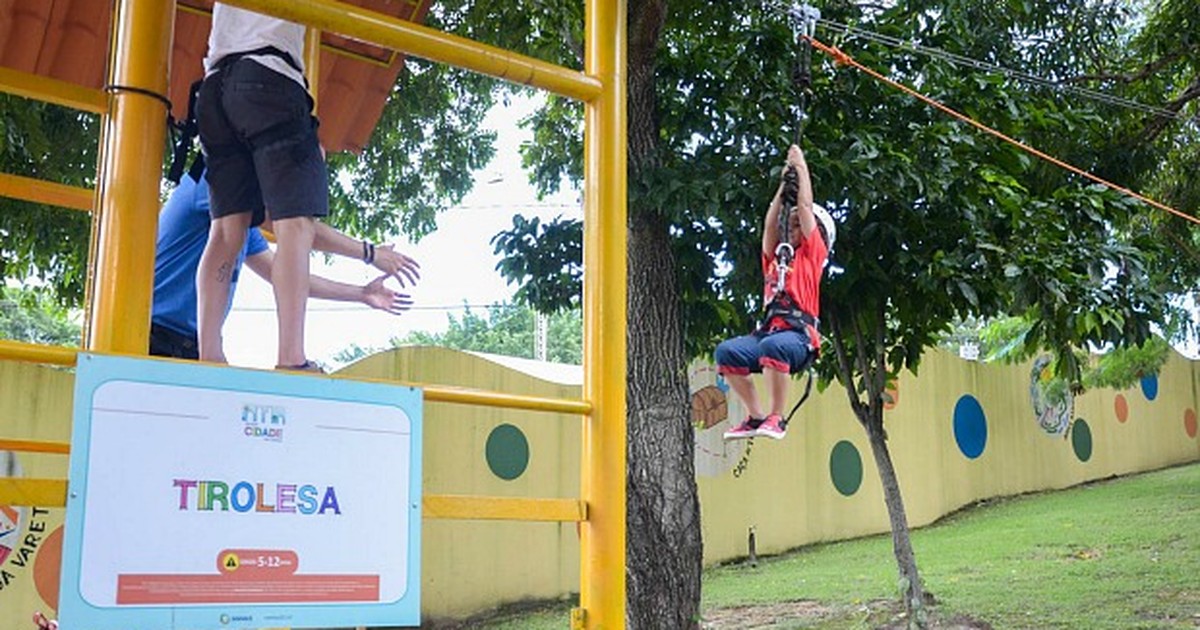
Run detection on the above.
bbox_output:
[812,203,836,251]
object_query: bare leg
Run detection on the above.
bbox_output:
[723,373,765,419]
[270,215,316,366]
[765,367,790,417]
[197,213,251,362]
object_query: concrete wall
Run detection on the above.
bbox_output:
[1,346,1196,621]
[692,349,1200,562]
[0,361,72,623]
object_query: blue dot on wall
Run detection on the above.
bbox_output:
[953,395,988,459]
[1140,374,1159,401]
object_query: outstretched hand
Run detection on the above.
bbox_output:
[361,275,413,315]
[33,612,58,630]
[371,244,420,288]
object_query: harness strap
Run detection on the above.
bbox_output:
[782,368,815,428]
[167,79,204,184]
[760,294,819,334]
[213,45,304,77]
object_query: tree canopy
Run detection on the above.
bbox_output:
[392,303,583,364]
[0,285,81,347]
[475,0,1198,623]
[0,1,1195,625]
[0,95,98,306]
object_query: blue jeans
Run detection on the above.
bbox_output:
[715,328,812,375]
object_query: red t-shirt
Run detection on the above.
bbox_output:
[761,224,828,347]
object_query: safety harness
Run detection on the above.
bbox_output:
[760,292,819,335]
[168,46,313,185]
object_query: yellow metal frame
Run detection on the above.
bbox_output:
[86,0,175,354]
[0,173,93,213]
[178,2,409,69]
[0,340,78,367]
[0,0,627,626]
[0,66,107,114]
[223,0,603,101]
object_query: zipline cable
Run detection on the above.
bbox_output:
[813,17,1193,123]
[803,35,1200,226]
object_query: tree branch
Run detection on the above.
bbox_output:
[1060,44,1197,85]
[562,24,584,67]
[850,311,877,430]
[873,301,888,402]
[1140,75,1200,143]
[828,311,867,422]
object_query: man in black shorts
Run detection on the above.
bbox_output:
[194,4,325,371]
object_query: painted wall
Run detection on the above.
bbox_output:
[338,347,583,620]
[692,349,1200,563]
[0,347,1197,621]
[0,361,71,624]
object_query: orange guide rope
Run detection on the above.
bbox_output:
[806,36,1200,227]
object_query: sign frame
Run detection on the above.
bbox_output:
[59,353,422,629]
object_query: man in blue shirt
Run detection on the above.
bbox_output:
[150,172,420,360]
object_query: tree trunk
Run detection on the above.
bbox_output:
[625,208,703,629]
[622,1,702,628]
[862,406,927,628]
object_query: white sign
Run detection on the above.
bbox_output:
[60,354,422,629]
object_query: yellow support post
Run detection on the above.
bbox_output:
[581,0,628,628]
[87,0,174,353]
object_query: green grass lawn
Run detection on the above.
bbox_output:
[466,462,1199,629]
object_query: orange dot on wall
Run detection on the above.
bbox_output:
[33,525,63,612]
[884,383,899,410]
[1114,394,1129,423]
[1186,409,1198,439]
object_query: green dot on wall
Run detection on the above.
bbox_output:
[486,424,530,481]
[829,440,863,496]
[1071,419,1093,463]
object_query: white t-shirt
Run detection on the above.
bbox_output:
[204,3,308,90]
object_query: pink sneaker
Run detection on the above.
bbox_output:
[755,414,788,440]
[723,415,763,440]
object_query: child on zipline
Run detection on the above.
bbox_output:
[717,143,835,440]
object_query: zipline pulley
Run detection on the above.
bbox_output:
[774,3,821,287]
[787,4,820,144]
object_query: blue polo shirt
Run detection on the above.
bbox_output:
[151,174,269,337]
